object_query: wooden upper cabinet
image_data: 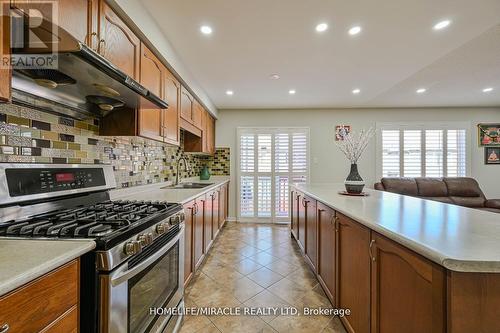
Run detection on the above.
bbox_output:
[180,87,195,123]
[0,5,10,102]
[138,43,163,142]
[162,67,181,146]
[337,213,371,333]
[206,112,215,154]
[317,202,337,303]
[99,1,140,79]
[192,100,203,129]
[12,0,98,48]
[370,232,445,333]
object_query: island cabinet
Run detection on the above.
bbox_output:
[370,232,446,333]
[0,260,79,333]
[290,191,300,239]
[297,192,306,251]
[337,212,371,333]
[317,202,337,303]
[304,195,318,270]
[98,1,140,79]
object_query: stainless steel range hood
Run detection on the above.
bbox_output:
[10,11,167,120]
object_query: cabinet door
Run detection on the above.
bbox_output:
[203,195,213,251]
[304,195,317,270]
[212,190,220,235]
[317,202,336,303]
[192,100,203,129]
[162,68,181,146]
[180,87,194,123]
[99,1,140,79]
[297,193,306,251]
[183,201,194,284]
[207,113,216,154]
[138,43,163,141]
[371,233,445,333]
[337,213,371,333]
[219,186,226,227]
[193,199,205,269]
[0,7,10,102]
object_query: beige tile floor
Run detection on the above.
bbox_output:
[179,222,347,333]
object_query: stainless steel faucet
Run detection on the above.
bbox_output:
[175,156,191,185]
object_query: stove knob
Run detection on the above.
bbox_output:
[156,223,166,235]
[179,212,186,221]
[143,232,154,245]
[123,240,141,255]
[169,216,177,225]
[137,234,149,247]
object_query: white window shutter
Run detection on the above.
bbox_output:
[425,130,444,177]
[382,130,400,177]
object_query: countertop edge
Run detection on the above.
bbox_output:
[291,184,500,273]
[176,179,231,204]
[0,240,95,297]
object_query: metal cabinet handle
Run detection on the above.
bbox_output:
[98,39,106,56]
[0,324,9,333]
[369,239,376,261]
[85,32,98,50]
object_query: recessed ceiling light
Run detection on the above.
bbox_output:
[200,25,213,35]
[270,74,280,80]
[315,23,328,32]
[226,90,233,96]
[289,89,296,95]
[433,20,451,30]
[416,88,427,94]
[352,88,361,94]
[348,26,362,35]
[483,87,494,93]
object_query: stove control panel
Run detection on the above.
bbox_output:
[5,168,106,197]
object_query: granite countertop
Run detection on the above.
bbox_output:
[0,239,95,296]
[109,176,230,204]
[293,183,500,273]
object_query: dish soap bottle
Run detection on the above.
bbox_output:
[200,165,211,180]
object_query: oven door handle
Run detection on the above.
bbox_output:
[109,225,184,286]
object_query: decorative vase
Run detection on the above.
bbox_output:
[344,163,365,194]
[200,165,211,180]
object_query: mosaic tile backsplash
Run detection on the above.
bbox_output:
[0,103,230,188]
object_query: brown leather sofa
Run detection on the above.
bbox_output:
[374,177,500,213]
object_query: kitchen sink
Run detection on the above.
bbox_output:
[161,182,214,189]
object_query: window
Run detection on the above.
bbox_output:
[237,128,309,223]
[378,123,468,178]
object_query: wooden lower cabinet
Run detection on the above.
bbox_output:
[193,198,204,269]
[203,194,213,252]
[0,260,79,333]
[371,232,446,333]
[337,212,371,333]
[297,192,306,251]
[317,202,336,303]
[304,195,317,270]
[290,191,300,239]
[183,200,194,284]
[184,183,229,285]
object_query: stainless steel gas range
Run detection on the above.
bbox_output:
[0,164,185,333]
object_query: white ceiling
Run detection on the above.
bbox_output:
[140,0,500,109]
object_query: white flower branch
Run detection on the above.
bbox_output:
[335,127,375,164]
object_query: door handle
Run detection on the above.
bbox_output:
[369,239,376,261]
[0,324,9,333]
[98,39,107,56]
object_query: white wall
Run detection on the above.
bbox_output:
[111,0,218,117]
[216,108,500,218]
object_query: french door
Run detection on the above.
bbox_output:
[237,127,309,223]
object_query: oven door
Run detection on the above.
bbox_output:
[100,225,185,333]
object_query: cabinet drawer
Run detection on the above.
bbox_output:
[0,260,79,333]
[41,306,78,333]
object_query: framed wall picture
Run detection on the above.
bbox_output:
[335,125,351,141]
[485,147,500,164]
[478,123,500,146]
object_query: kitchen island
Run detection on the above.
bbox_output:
[291,183,500,333]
